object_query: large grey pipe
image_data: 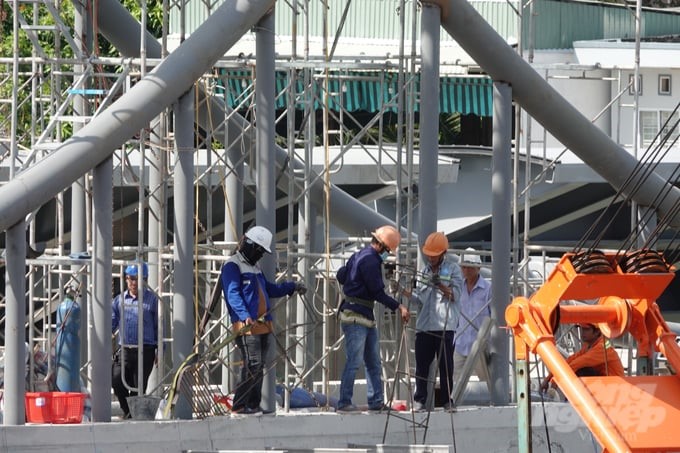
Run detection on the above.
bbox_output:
[418,2,440,241]
[172,91,195,419]
[4,222,26,424]
[92,0,395,237]
[0,0,276,233]
[91,158,113,422]
[490,82,512,405]
[441,0,680,226]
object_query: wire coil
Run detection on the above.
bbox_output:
[570,250,614,274]
[619,249,669,273]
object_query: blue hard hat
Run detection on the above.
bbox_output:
[125,263,149,279]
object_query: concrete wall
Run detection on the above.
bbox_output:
[0,405,596,453]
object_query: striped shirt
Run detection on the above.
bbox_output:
[112,288,158,347]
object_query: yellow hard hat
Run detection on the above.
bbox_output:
[422,232,448,257]
[372,225,401,252]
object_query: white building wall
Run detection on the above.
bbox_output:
[519,51,614,164]
[613,67,680,162]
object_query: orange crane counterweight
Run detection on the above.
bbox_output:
[506,250,680,452]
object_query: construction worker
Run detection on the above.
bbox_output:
[403,232,463,411]
[221,225,306,415]
[112,262,158,419]
[336,225,410,412]
[453,248,492,387]
[540,323,625,392]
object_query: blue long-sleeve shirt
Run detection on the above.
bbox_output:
[112,288,158,347]
[407,255,463,332]
[337,246,400,321]
[221,252,296,323]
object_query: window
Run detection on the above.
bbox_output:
[659,75,672,96]
[640,111,657,145]
[629,74,642,96]
[661,110,679,142]
[639,110,680,147]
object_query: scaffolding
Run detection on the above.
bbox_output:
[0,0,647,432]
[0,0,442,421]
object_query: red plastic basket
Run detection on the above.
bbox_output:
[25,392,86,424]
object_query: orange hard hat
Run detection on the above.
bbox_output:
[422,232,448,256]
[372,225,401,252]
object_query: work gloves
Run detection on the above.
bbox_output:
[294,281,307,295]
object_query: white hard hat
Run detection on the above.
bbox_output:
[244,226,273,253]
[460,247,482,267]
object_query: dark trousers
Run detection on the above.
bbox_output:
[112,345,156,417]
[233,333,269,411]
[414,330,455,406]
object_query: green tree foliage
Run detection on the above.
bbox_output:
[1,1,76,146]
[1,0,163,148]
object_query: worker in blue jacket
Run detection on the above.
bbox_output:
[336,225,410,412]
[112,262,158,419]
[221,225,306,415]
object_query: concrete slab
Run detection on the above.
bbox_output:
[0,404,597,453]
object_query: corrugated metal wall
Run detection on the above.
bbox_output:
[471,1,519,43]
[169,0,680,50]
[169,0,518,44]
[527,0,680,49]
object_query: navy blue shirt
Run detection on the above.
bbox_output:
[337,246,400,320]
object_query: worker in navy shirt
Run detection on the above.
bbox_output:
[221,226,306,415]
[112,263,158,419]
[336,225,410,412]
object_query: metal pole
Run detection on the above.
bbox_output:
[4,0,27,426]
[4,223,26,425]
[221,115,244,394]
[173,89,196,419]
[632,0,643,250]
[418,1,441,241]
[490,82,512,405]
[91,156,113,421]
[147,114,167,392]
[72,0,91,371]
[255,9,278,414]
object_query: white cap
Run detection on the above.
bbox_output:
[244,226,273,253]
[460,247,482,267]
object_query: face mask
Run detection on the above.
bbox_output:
[380,251,389,261]
[240,240,265,265]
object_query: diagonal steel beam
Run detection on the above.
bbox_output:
[0,0,276,232]
[441,0,680,227]
[92,0,396,237]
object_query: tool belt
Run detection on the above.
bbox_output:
[339,310,376,328]
[345,296,375,310]
[232,319,273,335]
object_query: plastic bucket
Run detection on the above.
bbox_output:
[128,396,162,420]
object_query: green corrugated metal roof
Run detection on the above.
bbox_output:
[170,0,680,50]
[217,70,493,116]
[525,0,680,49]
